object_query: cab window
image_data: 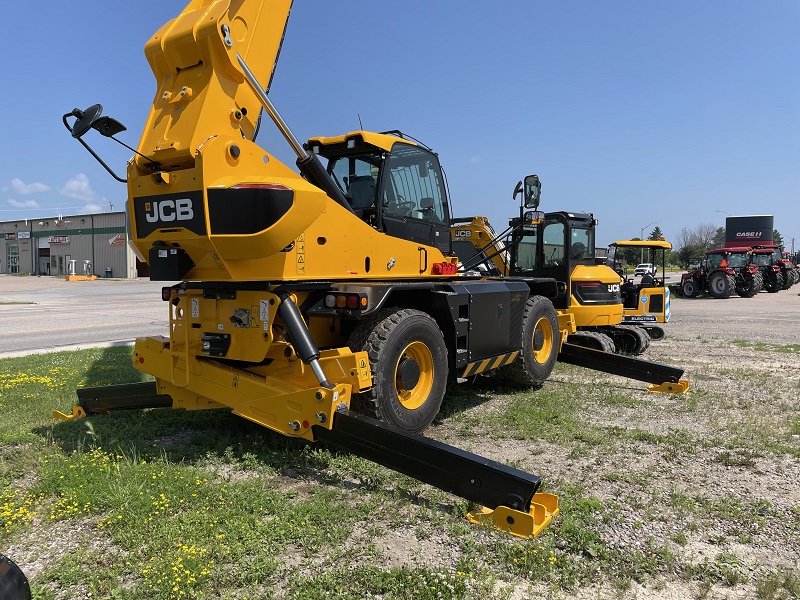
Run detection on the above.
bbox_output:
[569,227,594,260]
[383,144,448,225]
[542,221,564,268]
[328,154,381,211]
[706,254,724,269]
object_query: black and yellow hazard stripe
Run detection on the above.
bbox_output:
[460,351,519,378]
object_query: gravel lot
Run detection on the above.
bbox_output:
[428,289,800,599]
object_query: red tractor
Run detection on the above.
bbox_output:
[749,247,786,293]
[751,244,798,290]
[678,249,738,299]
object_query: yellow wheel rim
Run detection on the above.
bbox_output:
[532,317,554,364]
[394,341,434,410]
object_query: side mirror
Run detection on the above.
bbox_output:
[524,210,543,225]
[66,104,126,139]
[523,174,541,209]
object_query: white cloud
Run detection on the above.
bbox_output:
[60,173,99,201]
[82,203,103,213]
[8,198,41,209]
[9,178,50,195]
[469,156,481,164]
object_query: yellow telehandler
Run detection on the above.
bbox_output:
[57,0,562,538]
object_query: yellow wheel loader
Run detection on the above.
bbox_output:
[57,0,562,538]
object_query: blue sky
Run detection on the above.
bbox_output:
[2,1,798,249]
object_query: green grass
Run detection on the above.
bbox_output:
[1,346,799,598]
[732,340,800,353]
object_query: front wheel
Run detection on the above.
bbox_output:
[348,308,448,435]
[681,278,699,298]
[501,296,559,387]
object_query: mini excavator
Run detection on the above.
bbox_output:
[58,0,563,537]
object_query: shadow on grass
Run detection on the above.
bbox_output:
[37,348,547,516]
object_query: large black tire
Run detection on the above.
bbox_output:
[0,553,30,600]
[500,295,559,387]
[781,269,795,289]
[681,278,699,298]
[348,307,448,435]
[567,331,616,353]
[766,271,784,293]
[708,271,734,299]
[736,272,762,297]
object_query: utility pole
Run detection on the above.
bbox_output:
[640,221,655,263]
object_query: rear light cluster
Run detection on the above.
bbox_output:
[573,280,619,303]
[431,262,458,275]
[324,293,368,311]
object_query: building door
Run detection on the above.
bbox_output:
[7,244,19,274]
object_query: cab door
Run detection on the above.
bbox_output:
[379,143,451,256]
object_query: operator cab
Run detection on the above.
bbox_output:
[510,211,597,309]
[308,131,451,256]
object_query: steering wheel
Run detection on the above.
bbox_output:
[397,200,416,215]
[570,242,586,259]
[544,259,562,269]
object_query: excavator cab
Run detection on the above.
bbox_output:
[310,131,452,256]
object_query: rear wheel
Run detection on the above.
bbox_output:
[501,295,559,386]
[766,272,784,293]
[708,271,733,299]
[736,273,760,297]
[348,308,448,435]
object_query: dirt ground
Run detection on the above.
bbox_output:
[429,289,800,599]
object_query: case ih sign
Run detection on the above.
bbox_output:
[724,215,773,247]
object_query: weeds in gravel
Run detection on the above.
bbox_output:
[755,566,800,600]
[732,340,800,353]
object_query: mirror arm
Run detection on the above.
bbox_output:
[62,113,127,183]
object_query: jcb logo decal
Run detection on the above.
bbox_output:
[454,230,472,237]
[145,199,194,223]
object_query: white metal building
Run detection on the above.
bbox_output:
[0,211,144,278]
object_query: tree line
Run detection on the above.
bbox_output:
[613,225,785,269]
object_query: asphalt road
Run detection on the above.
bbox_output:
[1,272,796,358]
[0,275,173,358]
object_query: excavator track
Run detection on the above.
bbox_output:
[607,324,651,355]
[566,331,615,353]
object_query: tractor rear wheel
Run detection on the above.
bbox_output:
[348,307,448,435]
[736,273,761,297]
[501,295,559,386]
[708,272,734,299]
[766,272,784,293]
